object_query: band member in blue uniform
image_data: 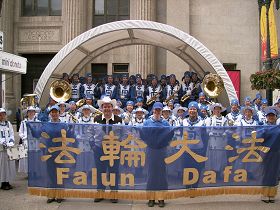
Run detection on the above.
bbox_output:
[190,72,202,101]
[18,106,40,175]
[100,75,117,99]
[226,99,242,126]
[144,75,162,112]
[130,74,145,103]
[82,73,99,102]
[117,74,130,108]
[178,71,194,107]
[160,74,167,89]
[253,92,262,111]
[70,73,83,102]
[205,103,228,177]
[143,102,171,208]
[122,101,134,125]
[0,108,16,190]
[257,98,268,125]
[162,74,180,105]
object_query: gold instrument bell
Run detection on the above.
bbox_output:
[50,79,72,102]
[202,73,224,98]
[20,93,37,109]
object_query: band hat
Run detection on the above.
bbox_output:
[264,106,280,116]
[230,99,240,106]
[78,104,96,113]
[173,105,188,116]
[0,108,6,113]
[133,107,149,115]
[188,101,199,110]
[209,103,226,112]
[113,106,124,114]
[152,102,163,110]
[23,106,40,115]
[162,106,171,112]
[126,101,134,106]
[97,96,117,108]
[49,105,60,113]
[56,101,70,110]
[241,106,256,115]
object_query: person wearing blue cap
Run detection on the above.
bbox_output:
[183,101,204,126]
[0,108,16,191]
[253,92,262,111]
[144,76,162,112]
[257,98,268,125]
[130,74,145,104]
[135,96,144,108]
[178,71,194,107]
[122,101,134,125]
[205,103,228,177]
[143,102,170,207]
[117,74,130,108]
[129,75,136,86]
[162,74,180,105]
[226,99,242,125]
[197,92,210,110]
[243,96,252,107]
[70,73,83,102]
[264,107,279,125]
[82,73,99,103]
[236,106,258,126]
[199,104,210,123]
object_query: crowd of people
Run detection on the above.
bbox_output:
[0,71,280,207]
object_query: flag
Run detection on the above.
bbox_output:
[260,0,279,61]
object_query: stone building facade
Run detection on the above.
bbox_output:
[0,0,279,121]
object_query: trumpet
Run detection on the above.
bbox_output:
[180,93,190,103]
[146,91,162,106]
[164,89,179,104]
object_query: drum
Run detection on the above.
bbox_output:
[6,145,27,160]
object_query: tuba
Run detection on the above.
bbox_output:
[50,80,72,102]
[20,93,37,110]
[201,73,224,98]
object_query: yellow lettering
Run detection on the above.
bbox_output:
[120,173,135,186]
[57,168,69,185]
[92,168,97,186]
[203,170,216,184]
[102,173,116,187]
[234,169,247,182]
[73,171,87,185]
[223,166,233,182]
[183,168,199,185]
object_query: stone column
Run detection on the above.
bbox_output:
[0,0,15,118]
[132,0,156,78]
[62,0,87,44]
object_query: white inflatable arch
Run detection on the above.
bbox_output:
[35,20,237,103]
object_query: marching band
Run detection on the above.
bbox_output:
[0,71,280,206]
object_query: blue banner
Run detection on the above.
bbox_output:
[27,122,280,199]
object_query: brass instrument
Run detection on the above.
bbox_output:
[164,89,179,104]
[50,79,72,102]
[201,73,224,98]
[20,93,37,109]
[68,112,78,123]
[146,91,162,106]
[76,99,86,108]
[180,93,190,103]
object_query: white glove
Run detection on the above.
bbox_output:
[209,132,213,136]
[186,90,191,95]
[7,141,14,147]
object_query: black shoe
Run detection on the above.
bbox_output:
[56,198,64,203]
[158,200,165,208]
[47,198,56,203]
[7,183,13,190]
[148,200,155,207]
[110,199,118,203]
[94,198,104,202]
[261,199,270,203]
[269,198,275,203]
[2,185,10,190]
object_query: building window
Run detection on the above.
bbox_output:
[113,63,129,77]
[21,0,62,16]
[93,0,130,27]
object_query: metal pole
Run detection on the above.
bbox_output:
[265,0,273,105]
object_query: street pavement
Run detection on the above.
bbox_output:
[0,169,279,210]
[0,126,279,210]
